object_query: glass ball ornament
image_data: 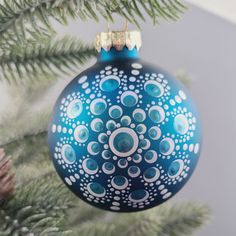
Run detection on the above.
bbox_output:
[48,30,201,212]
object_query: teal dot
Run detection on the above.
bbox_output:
[133,154,142,162]
[129,189,148,201]
[86,159,98,171]
[121,116,131,126]
[67,99,83,119]
[113,132,134,153]
[121,92,138,107]
[129,166,139,174]
[106,121,116,130]
[149,128,157,138]
[145,151,154,161]
[139,139,147,148]
[160,138,175,155]
[144,81,164,98]
[118,159,128,167]
[94,102,106,114]
[62,145,76,163]
[89,182,105,195]
[144,167,157,179]
[91,99,107,115]
[95,122,103,132]
[102,150,112,159]
[123,95,136,107]
[174,114,189,135]
[79,129,88,140]
[110,106,122,119]
[149,108,164,123]
[91,142,101,153]
[104,162,114,171]
[100,76,120,92]
[99,134,108,143]
[160,140,170,153]
[137,126,143,133]
[113,176,126,186]
[133,112,144,122]
[74,125,89,143]
[168,160,182,177]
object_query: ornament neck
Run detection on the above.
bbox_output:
[98,47,139,62]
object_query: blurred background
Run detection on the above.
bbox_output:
[0,1,235,235]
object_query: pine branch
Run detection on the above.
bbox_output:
[0,110,49,147]
[0,173,74,235]
[0,0,187,41]
[72,202,210,236]
[0,36,96,82]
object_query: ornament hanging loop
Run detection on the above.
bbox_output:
[95,19,141,52]
[106,19,129,32]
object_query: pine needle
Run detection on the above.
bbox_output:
[0,36,96,82]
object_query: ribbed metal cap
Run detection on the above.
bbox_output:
[95,30,142,52]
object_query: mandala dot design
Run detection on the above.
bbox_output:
[49,60,201,212]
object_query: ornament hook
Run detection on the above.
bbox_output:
[106,19,129,32]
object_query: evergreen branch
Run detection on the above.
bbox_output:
[0,110,49,147]
[0,36,96,82]
[0,0,187,40]
[0,173,74,235]
[72,202,210,236]
[156,202,211,236]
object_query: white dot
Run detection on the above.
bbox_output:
[112,202,120,206]
[161,189,168,195]
[162,192,172,199]
[52,125,56,133]
[194,143,200,154]
[170,99,175,106]
[75,174,80,179]
[131,70,140,75]
[63,127,67,133]
[189,144,194,152]
[70,176,76,182]
[183,144,188,151]
[110,206,120,211]
[57,126,62,133]
[78,76,87,84]
[175,95,182,103]
[179,90,187,100]
[132,63,143,69]
[129,77,136,82]
[65,177,72,186]
[105,66,112,70]
[82,82,89,89]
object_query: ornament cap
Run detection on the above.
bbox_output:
[95,30,142,52]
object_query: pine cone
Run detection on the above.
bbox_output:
[0,149,15,200]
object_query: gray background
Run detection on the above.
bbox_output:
[0,3,235,236]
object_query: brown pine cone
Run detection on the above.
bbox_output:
[0,149,15,200]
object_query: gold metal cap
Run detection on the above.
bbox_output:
[95,30,142,52]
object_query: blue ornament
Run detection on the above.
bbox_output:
[48,31,201,212]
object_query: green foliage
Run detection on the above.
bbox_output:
[0,36,96,82]
[0,0,186,41]
[0,0,187,83]
[0,1,210,235]
[0,173,73,235]
[72,202,210,236]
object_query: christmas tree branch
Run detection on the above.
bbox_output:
[0,173,74,235]
[72,202,210,236]
[0,36,96,82]
[0,0,186,41]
